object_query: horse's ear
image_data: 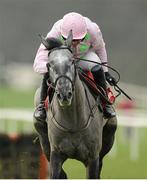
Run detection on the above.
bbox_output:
[38,34,50,50]
[65,30,73,47]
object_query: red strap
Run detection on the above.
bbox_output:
[44,97,49,110]
[107,87,115,104]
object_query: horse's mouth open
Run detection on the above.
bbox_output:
[58,99,72,107]
[56,91,73,107]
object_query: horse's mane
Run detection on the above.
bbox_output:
[45,37,63,50]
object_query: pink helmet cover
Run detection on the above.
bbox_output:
[61,12,87,39]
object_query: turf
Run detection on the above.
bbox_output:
[0,86,35,108]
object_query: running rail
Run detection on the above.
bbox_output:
[0,108,147,128]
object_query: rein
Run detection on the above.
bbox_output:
[75,57,120,84]
[78,67,112,105]
[76,57,132,100]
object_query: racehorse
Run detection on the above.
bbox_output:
[34,31,117,179]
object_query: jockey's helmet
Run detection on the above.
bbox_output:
[61,12,87,40]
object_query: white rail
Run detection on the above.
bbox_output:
[0,108,146,127]
[0,108,146,161]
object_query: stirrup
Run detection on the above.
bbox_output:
[34,104,46,121]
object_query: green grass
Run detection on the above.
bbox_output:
[0,87,147,179]
[0,86,35,108]
[101,127,147,179]
[0,86,36,134]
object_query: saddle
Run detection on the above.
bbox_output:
[79,70,100,99]
[79,70,115,104]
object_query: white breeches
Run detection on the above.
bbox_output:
[77,50,101,71]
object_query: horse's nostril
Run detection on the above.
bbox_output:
[57,93,61,100]
[68,92,72,99]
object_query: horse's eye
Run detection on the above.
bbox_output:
[52,68,58,75]
[46,63,51,71]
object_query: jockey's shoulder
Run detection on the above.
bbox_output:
[83,17,101,36]
[46,19,62,38]
[52,19,62,28]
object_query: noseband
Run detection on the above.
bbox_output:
[54,74,76,91]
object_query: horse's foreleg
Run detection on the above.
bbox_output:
[86,156,100,179]
[38,134,50,161]
[60,168,67,179]
[33,118,50,161]
[99,117,117,177]
[50,151,67,179]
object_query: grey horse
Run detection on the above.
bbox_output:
[34,32,117,179]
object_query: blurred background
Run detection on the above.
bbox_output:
[0,0,146,178]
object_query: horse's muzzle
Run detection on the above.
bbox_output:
[56,90,73,107]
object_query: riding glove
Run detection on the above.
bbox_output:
[105,72,117,86]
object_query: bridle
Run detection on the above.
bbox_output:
[54,75,76,91]
[47,46,77,92]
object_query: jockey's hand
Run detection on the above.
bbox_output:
[105,72,117,86]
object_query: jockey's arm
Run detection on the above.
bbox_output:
[96,45,108,73]
[91,23,108,73]
[33,21,61,74]
[91,23,117,85]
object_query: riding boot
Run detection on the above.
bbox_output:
[91,65,116,118]
[34,73,49,121]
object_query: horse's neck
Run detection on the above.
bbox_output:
[52,75,94,129]
[74,75,90,111]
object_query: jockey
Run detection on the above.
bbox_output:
[33,12,116,121]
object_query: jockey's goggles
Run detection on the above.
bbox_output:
[61,35,86,42]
